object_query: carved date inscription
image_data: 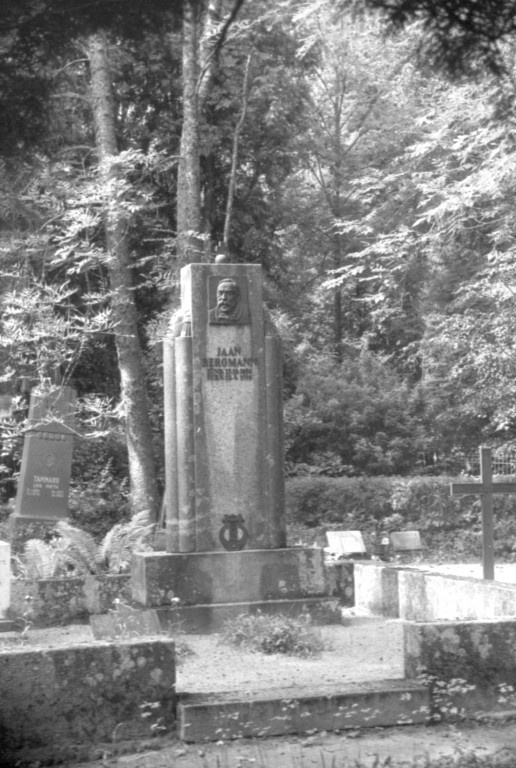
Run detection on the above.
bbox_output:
[202,346,257,382]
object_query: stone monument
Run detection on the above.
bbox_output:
[9,385,76,548]
[132,262,339,631]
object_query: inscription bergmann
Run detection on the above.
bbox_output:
[201,346,257,382]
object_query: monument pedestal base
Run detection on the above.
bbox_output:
[131,547,342,633]
[156,597,341,634]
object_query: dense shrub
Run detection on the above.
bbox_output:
[286,475,516,560]
[284,351,433,477]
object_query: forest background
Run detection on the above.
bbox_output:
[3,0,516,562]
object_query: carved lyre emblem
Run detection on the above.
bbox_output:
[219,514,249,551]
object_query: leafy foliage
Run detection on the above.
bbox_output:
[222,612,325,657]
[285,349,431,477]
[362,0,516,76]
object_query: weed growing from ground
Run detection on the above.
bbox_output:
[221,612,325,657]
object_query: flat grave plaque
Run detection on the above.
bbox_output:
[390,531,424,552]
[326,530,367,555]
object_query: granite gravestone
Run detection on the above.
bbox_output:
[14,420,75,520]
[9,386,76,547]
[163,263,285,553]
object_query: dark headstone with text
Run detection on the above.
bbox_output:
[9,386,77,549]
[14,420,74,520]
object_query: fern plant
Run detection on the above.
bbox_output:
[22,539,65,579]
[96,511,155,573]
[12,514,156,579]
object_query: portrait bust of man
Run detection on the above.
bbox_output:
[209,277,249,324]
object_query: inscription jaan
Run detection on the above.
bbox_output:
[201,346,257,383]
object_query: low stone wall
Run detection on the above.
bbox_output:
[404,619,516,716]
[355,562,516,621]
[0,638,175,764]
[9,574,131,627]
[324,560,354,606]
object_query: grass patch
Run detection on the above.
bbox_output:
[221,612,326,657]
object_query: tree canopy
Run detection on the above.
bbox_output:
[2,0,516,507]
[360,0,516,74]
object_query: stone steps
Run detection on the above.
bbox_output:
[177,678,430,742]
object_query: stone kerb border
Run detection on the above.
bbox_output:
[354,561,516,621]
[404,619,516,717]
[0,638,175,764]
[9,573,131,626]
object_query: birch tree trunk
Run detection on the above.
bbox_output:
[88,31,159,519]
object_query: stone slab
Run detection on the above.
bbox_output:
[131,547,328,608]
[157,596,342,634]
[178,679,430,742]
[0,638,175,760]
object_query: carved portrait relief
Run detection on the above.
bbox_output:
[208,276,250,325]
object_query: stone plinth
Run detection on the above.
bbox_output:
[133,547,327,606]
[163,263,285,553]
[131,547,341,632]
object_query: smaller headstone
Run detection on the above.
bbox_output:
[9,385,77,549]
[390,531,424,553]
[9,419,75,550]
[90,603,162,640]
[14,421,75,520]
[325,530,367,557]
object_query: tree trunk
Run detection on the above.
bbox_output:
[88,32,159,519]
[176,0,203,265]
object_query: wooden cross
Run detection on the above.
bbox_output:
[450,446,516,580]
